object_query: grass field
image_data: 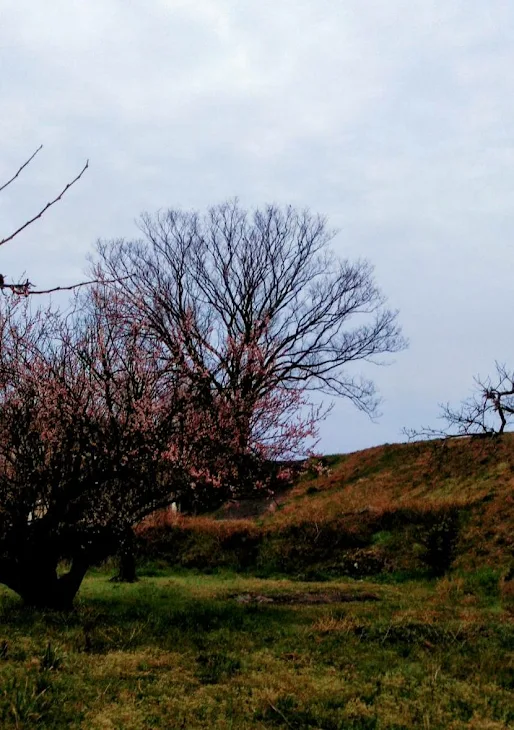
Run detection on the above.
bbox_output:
[0,568,513,729]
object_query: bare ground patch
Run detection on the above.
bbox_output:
[232,590,380,604]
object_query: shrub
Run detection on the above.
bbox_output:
[419,510,460,576]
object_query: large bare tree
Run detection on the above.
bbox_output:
[93,201,406,460]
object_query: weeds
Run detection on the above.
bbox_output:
[40,642,62,671]
[0,674,53,728]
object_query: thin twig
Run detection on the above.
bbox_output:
[0,159,89,247]
[0,145,43,194]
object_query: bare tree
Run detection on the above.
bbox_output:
[0,144,92,295]
[404,362,514,441]
[93,201,406,462]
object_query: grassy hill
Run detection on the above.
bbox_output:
[138,435,514,581]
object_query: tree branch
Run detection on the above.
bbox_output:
[0,145,43,194]
[0,159,89,248]
[0,275,131,297]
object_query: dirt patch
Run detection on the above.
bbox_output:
[232,591,380,605]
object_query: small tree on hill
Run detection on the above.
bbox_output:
[405,362,514,440]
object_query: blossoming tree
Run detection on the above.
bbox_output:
[0,283,322,605]
[0,288,195,607]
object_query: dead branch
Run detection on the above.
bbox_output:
[0,159,89,248]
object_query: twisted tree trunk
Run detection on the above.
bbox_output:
[0,555,89,610]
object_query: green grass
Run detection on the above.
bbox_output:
[0,569,513,728]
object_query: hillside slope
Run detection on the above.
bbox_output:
[138,435,514,577]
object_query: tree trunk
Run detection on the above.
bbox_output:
[111,527,138,583]
[1,557,89,610]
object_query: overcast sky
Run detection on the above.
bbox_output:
[1,0,513,454]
